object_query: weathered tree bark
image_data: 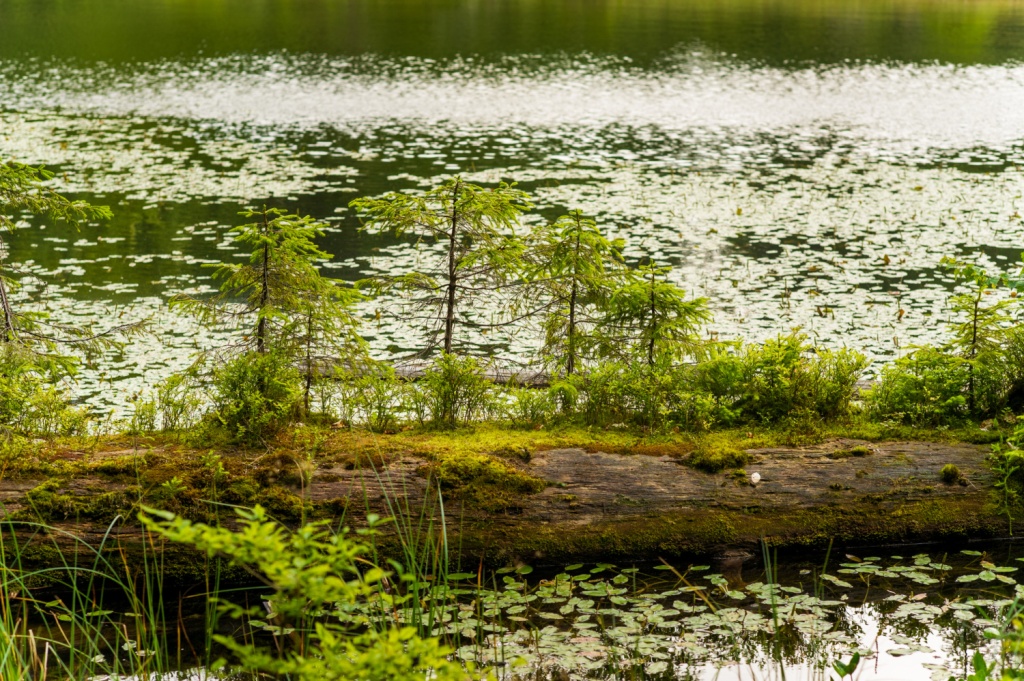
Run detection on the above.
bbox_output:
[443,180,461,355]
[0,439,1004,577]
[256,208,271,354]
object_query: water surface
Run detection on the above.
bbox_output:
[1,0,1023,414]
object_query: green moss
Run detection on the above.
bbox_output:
[261,486,310,520]
[427,451,546,513]
[449,496,1005,563]
[940,463,963,485]
[431,452,545,493]
[19,480,141,522]
[222,478,260,505]
[686,435,750,473]
[828,445,872,459]
[90,455,144,479]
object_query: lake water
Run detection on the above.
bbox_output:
[57,542,1024,681]
[3,1,1024,410]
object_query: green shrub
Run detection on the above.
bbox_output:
[353,365,404,432]
[867,347,971,425]
[157,369,205,432]
[735,332,808,423]
[806,347,869,419]
[421,353,495,429]
[573,361,630,427]
[689,345,746,425]
[400,380,431,427]
[212,350,301,445]
[142,506,468,681]
[568,360,718,432]
[0,349,90,437]
[690,333,865,425]
[126,393,158,436]
[504,385,556,428]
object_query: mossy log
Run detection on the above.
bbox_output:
[0,438,1005,579]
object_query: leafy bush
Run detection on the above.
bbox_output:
[142,506,469,681]
[690,333,866,425]
[989,425,1024,531]
[805,347,869,419]
[353,365,404,433]
[157,368,205,432]
[211,350,301,445]
[0,348,89,437]
[504,385,556,429]
[421,353,495,429]
[126,393,158,436]
[736,332,813,423]
[867,347,971,425]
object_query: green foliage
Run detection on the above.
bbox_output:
[601,262,710,366]
[171,206,364,435]
[692,333,867,425]
[0,162,112,232]
[421,353,495,429]
[523,210,627,375]
[156,367,205,432]
[990,424,1024,533]
[558,359,719,432]
[0,346,89,437]
[940,257,1015,415]
[352,365,404,433]
[126,392,157,436]
[173,207,356,355]
[832,652,861,680]
[0,162,143,414]
[503,385,557,429]
[141,506,469,681]
[211,350,301,445]
[868,347,972,425]
[351,176,531,354]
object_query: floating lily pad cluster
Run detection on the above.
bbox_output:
[347,551,1024,680]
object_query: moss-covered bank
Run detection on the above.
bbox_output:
[0,422,1011,579]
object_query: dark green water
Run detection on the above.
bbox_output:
[1,0,1023,410]
[3,0,1024,64]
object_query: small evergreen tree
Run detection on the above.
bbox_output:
[940,256,1013,415]
[172,207,364,426]
[602,261,710,367]
[350,177,531,355]
[0,162,143,376]
[523,210,628,376]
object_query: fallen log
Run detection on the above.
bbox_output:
[0,437,1003,579]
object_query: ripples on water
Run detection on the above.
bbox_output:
[1,52,1023,409]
